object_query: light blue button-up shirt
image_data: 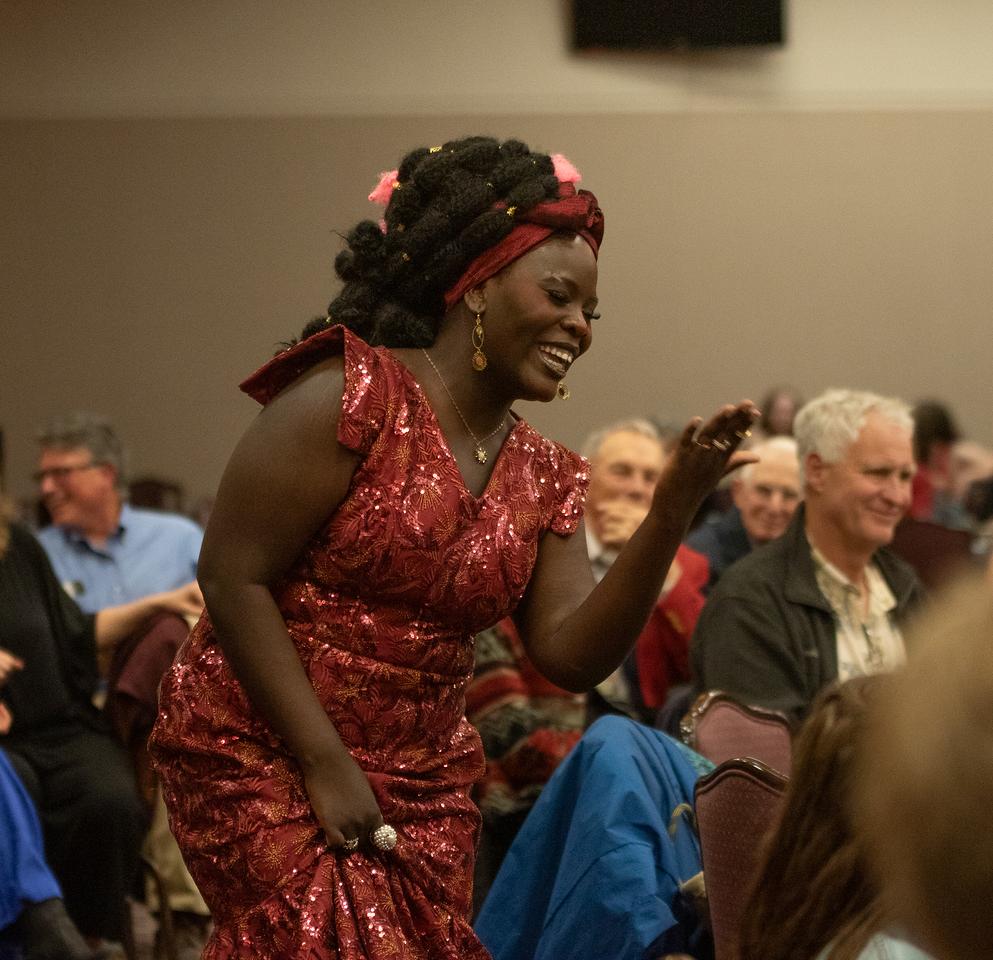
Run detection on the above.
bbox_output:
[37,503,203,613]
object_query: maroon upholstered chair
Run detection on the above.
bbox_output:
[680,691,793,776]
[888,515,975,590]
[694,758,788,960]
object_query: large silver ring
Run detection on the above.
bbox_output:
[711,438,731,451]
[370,824,398,851]
[342,837,360,852]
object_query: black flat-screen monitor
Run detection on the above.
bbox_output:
[573,0,784,49]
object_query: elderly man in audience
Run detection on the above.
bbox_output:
[583,419,709,722]
[687,436,801,590]
[691,389,924,721]
[34,412,210,956]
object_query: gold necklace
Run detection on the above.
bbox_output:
[420,349,506,464]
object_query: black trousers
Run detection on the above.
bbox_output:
[2,721,144,940]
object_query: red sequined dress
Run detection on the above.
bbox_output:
[150,325,589,958]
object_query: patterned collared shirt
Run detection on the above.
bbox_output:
[810,546,906,681]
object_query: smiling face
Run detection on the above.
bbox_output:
[37,445,118,533]
[732,447,801,545]
[806,413,915,554]
[470,234,599,402]
[586,429,665,515]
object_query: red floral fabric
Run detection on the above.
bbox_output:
[150,325,589,958]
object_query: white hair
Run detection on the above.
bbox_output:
[793,389,913,486]
[737,435,799,485]
[581,418,661,460]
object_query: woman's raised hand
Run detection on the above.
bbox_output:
[655,400,761,520]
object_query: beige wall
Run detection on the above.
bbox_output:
[6,0,993,115]
[2,3,992,507]
[4,110,991,506]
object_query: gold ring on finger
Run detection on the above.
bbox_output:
[693,439,712,450]
[734,429,752,440]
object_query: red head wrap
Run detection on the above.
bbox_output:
[443,182,604,311]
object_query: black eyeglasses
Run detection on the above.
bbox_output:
[34,463,100,484]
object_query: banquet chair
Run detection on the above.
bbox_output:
[694,758,787,960]
[680,691,793,776]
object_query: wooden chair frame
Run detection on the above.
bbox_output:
[680,690,794,774]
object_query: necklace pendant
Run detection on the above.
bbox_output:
[474,446,488,465]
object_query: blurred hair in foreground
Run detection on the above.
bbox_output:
[857,573,993,960]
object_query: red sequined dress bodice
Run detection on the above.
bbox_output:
[150,325,588,959]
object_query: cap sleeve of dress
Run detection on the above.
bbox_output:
[545,442,590,537]
[239,324,386,456]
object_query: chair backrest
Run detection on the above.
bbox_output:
[680,691,793,775]
[889,515,975,590]
[695,758,788,960]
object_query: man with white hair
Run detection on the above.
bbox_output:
[691,389,924,721]
[687,436,801,590]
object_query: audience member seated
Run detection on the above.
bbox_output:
[857,577,993,960]
[949,439,993,508]
[35,412,202,612]
[467,618,586,913]
[0,513,200,953]
[739,676,933,960]
[756,385,803,439]
[687,436,801,591]
[0,748,105,960]
[582,419,710,723]
[475,716,710,960]
[952,441,993,552]
[33,412,210,954]
[691,389,924,722]
[910,399,968,528]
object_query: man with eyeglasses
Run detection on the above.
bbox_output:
[35,413,202,611]
[34,411,211,957]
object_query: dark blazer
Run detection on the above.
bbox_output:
[685,507,753,591]
[690,505,923,721]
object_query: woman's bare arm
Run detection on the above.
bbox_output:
[516,402,758,691]
[195,356,381,845]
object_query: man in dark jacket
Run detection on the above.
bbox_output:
[691,389,924,722]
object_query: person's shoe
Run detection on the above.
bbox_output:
[14,898,94,960]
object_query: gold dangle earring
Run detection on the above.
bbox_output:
[471,312,487,372]
[557,382,571,400]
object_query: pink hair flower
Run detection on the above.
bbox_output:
[551,154,582,184]
[368,169,400,206]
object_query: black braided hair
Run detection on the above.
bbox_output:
[299,137,559,347]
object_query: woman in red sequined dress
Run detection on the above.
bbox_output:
[150,137,758,958]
